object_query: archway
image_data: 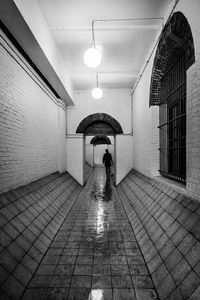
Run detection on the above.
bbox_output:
[76,113,123,135]
[89,135,114,167]
[150,12,195,183]
[90,135,111,145]
[76,113,123,184]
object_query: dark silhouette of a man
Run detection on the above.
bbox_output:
[103,149,113,178]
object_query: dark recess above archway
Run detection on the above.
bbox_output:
[90,135,111,145]
[76,113,123,135]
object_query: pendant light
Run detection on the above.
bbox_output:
[92,74,103,99]
[84,21,102,68]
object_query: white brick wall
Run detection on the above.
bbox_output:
[116,134,133,185]
[66,134,85,185]
[176,0,200,194]
[132,0,200,196]
[0,30,64,193]
[86,144,94,167]
[132,50,159,178]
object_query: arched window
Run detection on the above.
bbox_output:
[159,48,186,182]
[150,12,195,183]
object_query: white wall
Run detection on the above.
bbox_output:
[132,0,200,196]
[108,144,114,162]
[115,135,133,185]
[0,31,67,193]
[86,144,94,167]
[66,90,132,184]
[132,45,159,178]
[175,0,200,194]
[85,136,94,167]
[66,134,85,185]
[57,102,67,173]
[67,89,132,134]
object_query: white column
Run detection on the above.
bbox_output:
[66,134,85,185]
[86,144,94,167]
[115,134,133,185]
[57,100,67,173]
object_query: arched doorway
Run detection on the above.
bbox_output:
[89,135,113,166]
[150,12,195,183]
[76,113,123,184]
[90,135,111,145]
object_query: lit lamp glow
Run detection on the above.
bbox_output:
[84,20,102,68]
[92,87,103,99]
[84,47,101,68]
[92,73,103,99]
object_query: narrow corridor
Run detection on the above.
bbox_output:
[23,166,157,300]
[2,166,200,299]
[1,2,200,299]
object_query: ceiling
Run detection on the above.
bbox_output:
[37,0,172,91]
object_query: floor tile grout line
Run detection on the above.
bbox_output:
[0,176,75,252]
[0,184,78,295]
[116,183,160,300]
[0,175,75,231]
[19,180,84,300]
[62,168,95,298]
[120,175,196,299]
[123,174,200,281]
[0,176,78,299]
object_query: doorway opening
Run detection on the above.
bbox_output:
[76,113,123,184]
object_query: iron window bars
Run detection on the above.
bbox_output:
[158,50,186,183]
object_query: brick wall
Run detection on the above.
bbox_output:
[132,52,159,178]
[179,0,200,195]
[0,29,64,194]
[133,0,200,196]
[116,134,133,185]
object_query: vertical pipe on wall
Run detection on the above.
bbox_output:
[83,136,86,185]
[131,92,133,135]
[114,135,116,186]
[93,144,94,167]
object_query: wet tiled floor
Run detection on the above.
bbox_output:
[3,166,200,299]
[22,166,157,300]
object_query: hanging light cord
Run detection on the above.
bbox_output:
[91,20,96,48]
[96,73,99,88]
[90,17,165,91]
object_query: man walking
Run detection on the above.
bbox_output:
[103,149,113,178]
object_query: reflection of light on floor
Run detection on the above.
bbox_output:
[88,289,104,300]
[96,202,104,235]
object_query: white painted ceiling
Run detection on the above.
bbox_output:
[37,0,172,91]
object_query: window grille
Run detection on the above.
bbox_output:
[158,51,186,183]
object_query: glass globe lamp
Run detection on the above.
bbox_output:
[84,47,102,68]
[92,87,103,99]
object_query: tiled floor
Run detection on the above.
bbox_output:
[117,170,200,300]
[20,166,157,300]
[3,166,200,299]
